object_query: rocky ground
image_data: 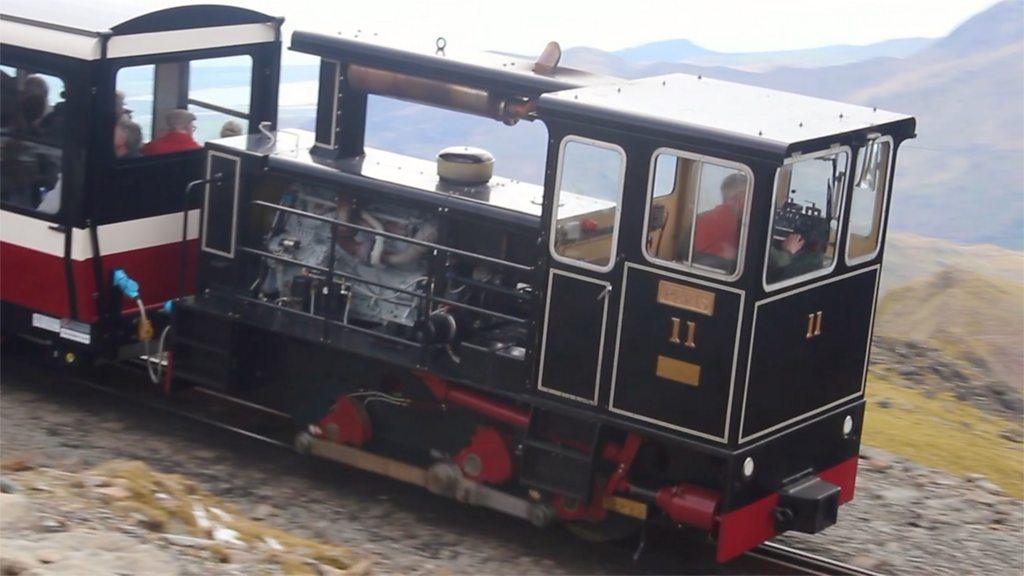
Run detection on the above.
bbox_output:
[1,361,1022,575]
[872,336,1024,424]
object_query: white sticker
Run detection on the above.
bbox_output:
[31,313,61,333]
[59,328,91,345]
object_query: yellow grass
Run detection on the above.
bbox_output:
[863,374,1024,498]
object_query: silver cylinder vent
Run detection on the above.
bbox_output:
[437,146,495,185]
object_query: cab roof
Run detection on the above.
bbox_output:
[539,73,916,160]
[0,1,281,61]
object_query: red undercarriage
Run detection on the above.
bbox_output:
[317,373,859,563]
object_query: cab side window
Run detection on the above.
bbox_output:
[0,65,67,215]
[846,139,892,263]
[765,149,850,287]
[644,151,751,278]
[550,137,626,272]
[115,55,252,159]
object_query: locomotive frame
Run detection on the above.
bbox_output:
[1,2,916,563]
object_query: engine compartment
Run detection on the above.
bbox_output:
[246,178,537,360]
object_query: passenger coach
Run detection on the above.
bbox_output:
[0,1,281,360]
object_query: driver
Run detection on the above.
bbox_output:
[767,218,829,283]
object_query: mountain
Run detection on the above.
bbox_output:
[614,37,933,70]
[316,1,1023,249]
[564,0,1024,249]
[881,233,1024,294]
[875,267,1024,397]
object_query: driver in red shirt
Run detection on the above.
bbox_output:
[141,109,201,155]
[693,172,748,261]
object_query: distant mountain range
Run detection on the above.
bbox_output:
[310,0,1023,250]
[557,0,1024,249]
[613,37,933,70]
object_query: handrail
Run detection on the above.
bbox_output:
[252,200,533,273]
[239,246,528,325]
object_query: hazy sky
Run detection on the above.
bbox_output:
[236,0,1003,57]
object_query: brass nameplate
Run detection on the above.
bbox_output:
[657,281,715,316]
[656,355,701,387]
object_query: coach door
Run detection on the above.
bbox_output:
[0,55,85,324]
[537,136,627,405]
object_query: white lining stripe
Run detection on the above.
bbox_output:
[1,209,200,261]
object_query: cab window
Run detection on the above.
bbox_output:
[644,150,751,279]
[551,137,626,272]
[114,55,252,159]
[846,138,892,264]
[0,66,67,215]
[765,148,850,288]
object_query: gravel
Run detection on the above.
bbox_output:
[2,361,1022,575]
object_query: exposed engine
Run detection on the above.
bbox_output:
[254,185,444,330]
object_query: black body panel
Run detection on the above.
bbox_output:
[610,265,742,441]
[538,271,609,403]
[741,267,878,442]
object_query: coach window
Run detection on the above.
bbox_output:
[550,137,626,272]
[644,150,752,279]
[115,55,253,158]
[765,148,850,288]
[846,137,892,264]
[0,66,67,215]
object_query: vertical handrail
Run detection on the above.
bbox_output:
[180,174,223,300]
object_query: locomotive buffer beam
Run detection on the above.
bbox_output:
[295,432,553,527]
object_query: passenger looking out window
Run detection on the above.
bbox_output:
[115,55,252,158]
[1,66,66,215]
[115,116,143,159]
[141,109,201,155]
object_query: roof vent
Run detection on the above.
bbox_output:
[437,146,494,185]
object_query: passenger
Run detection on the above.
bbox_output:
[766,219,829,283]
[220,120,243,138]
[141,109,201,155]
[692,172,747,262]
[18,75,49,132]
[114,90,133,120]
[39,89,67,142]
[114,116,143,159]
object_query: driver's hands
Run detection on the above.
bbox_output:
[782,233,805,255]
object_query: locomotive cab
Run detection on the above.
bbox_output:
[0,1,282,361]
[166,30,915,562]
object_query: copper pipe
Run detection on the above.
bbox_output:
[346,64,534,124]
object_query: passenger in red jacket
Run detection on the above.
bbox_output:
[141,109,201,155]
[692,172,748,263]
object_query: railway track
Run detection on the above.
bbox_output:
[11,351,883,576]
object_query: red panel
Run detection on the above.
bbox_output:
[716,492,780,562]
[818,455,858,504]
[1,239,198,325]
[0,242,69,318]
[715,456,861,562]
[75,240,200,323]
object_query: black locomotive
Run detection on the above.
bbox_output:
[1,2,915,562]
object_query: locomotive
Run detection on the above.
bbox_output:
[0,2,916,562]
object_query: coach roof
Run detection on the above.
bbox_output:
[0,1,281,60]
